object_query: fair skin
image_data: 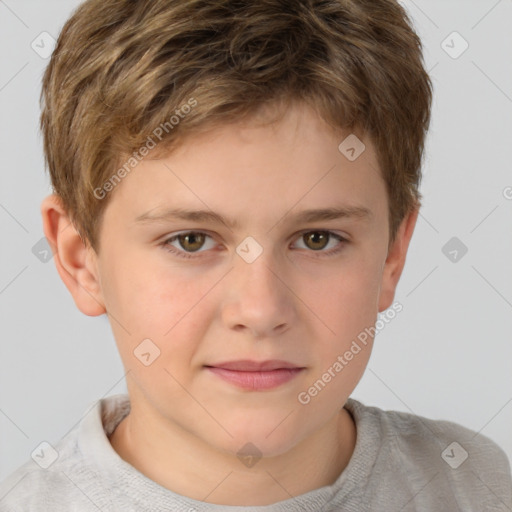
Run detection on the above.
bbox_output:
[41,101,418,506]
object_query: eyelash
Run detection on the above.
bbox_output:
[161,230,348,260]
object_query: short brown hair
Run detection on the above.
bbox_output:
[40,0,432,252]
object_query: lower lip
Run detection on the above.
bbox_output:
[205,367,304,390]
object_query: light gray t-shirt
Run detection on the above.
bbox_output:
[1,393,510,511]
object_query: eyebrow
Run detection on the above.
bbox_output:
[134,205,373,230]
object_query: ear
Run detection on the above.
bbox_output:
[41,194,106,316]
[377,207,419,312]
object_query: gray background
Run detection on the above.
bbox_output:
[0,0,511,482]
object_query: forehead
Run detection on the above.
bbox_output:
[104,102,386,228]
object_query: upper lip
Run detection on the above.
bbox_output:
[205,360,304,371]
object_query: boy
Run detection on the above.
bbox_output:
[1,0,511,510]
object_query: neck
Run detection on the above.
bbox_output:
[109,398,356,506]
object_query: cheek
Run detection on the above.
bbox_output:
[296,265,380,411]
[104,265,210,389]
[305,257,383,342]
[101,251,192,329]
[106,260,218,362]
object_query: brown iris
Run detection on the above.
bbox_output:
[177,232,206,252]
[302,231,330,251]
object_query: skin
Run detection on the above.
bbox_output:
[41,101,418,506]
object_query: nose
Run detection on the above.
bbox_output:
[221,246,296,339]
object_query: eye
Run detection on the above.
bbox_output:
[161,230,348,259]
[292,230,347,257]
[162,231,216,259]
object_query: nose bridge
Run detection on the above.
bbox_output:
[234,236,287,299]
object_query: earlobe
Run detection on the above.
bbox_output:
[41,194,106,316]
[377,207,419,313]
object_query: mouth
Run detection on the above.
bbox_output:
[204,360,306,390]
[205,359,303,371]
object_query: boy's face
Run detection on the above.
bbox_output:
[50,101,416,459]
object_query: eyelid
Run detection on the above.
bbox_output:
[294,228,350,242]
[161,228,349,243]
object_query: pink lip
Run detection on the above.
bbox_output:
[204,360,306,390]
